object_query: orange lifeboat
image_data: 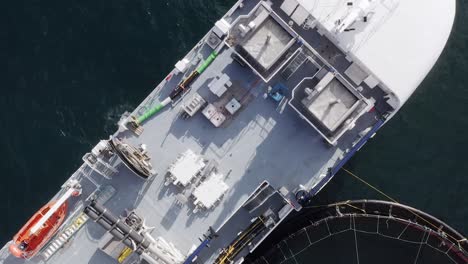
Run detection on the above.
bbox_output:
[9,200,68,259]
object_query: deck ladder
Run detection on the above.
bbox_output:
[82,152,118,179]
[42,213,89,260]
[281,49,309,80]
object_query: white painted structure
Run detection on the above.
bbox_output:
[297,0,456,106]
[193,173,229,209]
[168,149,206,187]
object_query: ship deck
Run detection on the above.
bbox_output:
[0,1,393,263]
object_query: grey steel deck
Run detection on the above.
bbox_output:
[0,0,393,263]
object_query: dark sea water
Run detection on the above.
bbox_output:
[1,0,467,259]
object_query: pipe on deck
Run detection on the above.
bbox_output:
[196,51,218,74]
[136,97,172,124]
[133,51,219,127]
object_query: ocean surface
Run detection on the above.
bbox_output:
[1,0,467,260]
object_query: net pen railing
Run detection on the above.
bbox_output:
[250,200,467,264]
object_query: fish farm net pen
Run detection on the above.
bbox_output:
[247,200,468,264]
[341,167,466,244]
[244,168,467,264]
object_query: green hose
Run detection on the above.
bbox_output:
[196,51,218,74]
[136,103,164,124]
[134,51,218,126]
